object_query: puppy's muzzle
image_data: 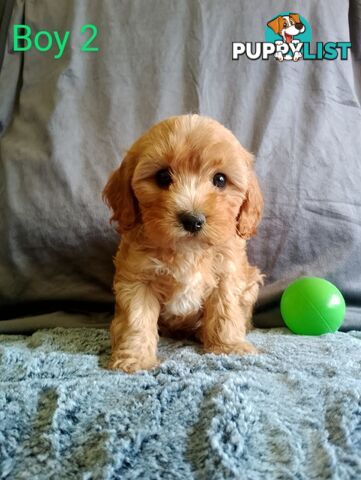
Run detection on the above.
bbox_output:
[178,212,206,233]
[295,22,304,31]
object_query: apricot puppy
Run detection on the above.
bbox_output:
[103,114,263,372]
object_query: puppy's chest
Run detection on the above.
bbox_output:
[149,257,215,318]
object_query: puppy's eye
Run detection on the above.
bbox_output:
[155,168,172,188]
[213,173,227,189]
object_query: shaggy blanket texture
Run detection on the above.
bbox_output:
[1,327,361,479]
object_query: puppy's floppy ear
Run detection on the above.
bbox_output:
[289,13,301,24]
[267,16,284,34]
[102,151,140,233]
[237,170,263,240]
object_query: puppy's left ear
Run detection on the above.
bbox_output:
[290,13,301,24]
[237,170,263,240]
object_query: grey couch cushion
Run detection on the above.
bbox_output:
[0,0,360,330]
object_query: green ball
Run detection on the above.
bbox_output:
[280,277,345,335]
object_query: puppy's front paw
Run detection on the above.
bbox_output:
[206,341,258,356]
[108,352,159,373]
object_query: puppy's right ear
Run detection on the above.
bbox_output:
[102,152,140,233]
[267,16,283,34]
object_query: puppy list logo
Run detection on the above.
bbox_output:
[265,13,310,62]
[232,12,351,62]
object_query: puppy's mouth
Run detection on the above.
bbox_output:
[285,32,293,43]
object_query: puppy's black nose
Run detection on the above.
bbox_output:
[178,212,205,233]
[295,22,303,30]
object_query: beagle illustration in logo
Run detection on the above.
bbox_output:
[267,13,306,61]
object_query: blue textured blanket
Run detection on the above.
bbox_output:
[1,327,361,479]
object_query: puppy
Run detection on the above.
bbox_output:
[103,115,263,372]
[267,13,305,61]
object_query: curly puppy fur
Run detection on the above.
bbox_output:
[103,114,263,372]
